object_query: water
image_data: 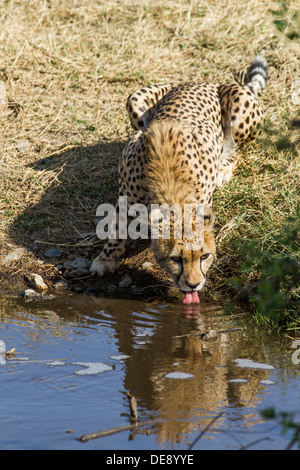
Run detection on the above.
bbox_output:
[0,291,299,450]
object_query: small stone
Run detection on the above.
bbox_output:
[24,273,48,291]
[41,293,56,300]
[17,141,29,152]
[63,257,91,270]
[108,285,118,291]
[141,261,153,270]
[52,279,69,289]
[44,248,62,258]
[118,274,133,288]
[1,247,27,266]
[24,288,38,298]
[66,268,90,278]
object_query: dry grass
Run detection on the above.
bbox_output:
[0,0,299,293]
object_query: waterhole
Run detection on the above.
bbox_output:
[0,291,299,450]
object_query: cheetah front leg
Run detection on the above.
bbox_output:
[90,198,127,276]
[126,84,173,131]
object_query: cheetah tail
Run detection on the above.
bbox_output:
[245,55,268,97]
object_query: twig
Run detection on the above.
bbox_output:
[239,437,273,450]
[187,412,224,450]
[78,418,162,443]
[285,423,300,450]
[127,392,138,420]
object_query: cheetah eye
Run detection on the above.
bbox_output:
[171,256,182,264]
[200,253,210,261]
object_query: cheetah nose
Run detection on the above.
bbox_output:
[185,281,201,290]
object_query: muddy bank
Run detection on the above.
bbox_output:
[0,240,189,302]
[0,240,233,308]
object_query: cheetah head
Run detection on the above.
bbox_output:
[150,208,216,304]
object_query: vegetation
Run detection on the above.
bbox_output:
[0,0,299,330]
[261,407,300,450]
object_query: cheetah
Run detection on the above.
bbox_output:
[91,56,268,304]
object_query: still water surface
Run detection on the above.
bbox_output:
[0,291,299,450]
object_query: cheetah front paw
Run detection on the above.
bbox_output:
[90,255,120,276]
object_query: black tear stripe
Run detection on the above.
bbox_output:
[176,253,183,284]
[200,263,206,277]
[176,264,183,284]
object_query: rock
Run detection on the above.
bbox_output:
[118,274,133,288]
[1,247,27,266]
[17,141,29,152]
[63,257,91,270]
[44,248,62,258]
[24,273,48,291]
[52,279,69,289]
[108,285,118,292]
[42,293,56,300]
[141,261,153,270]
[55,264,64,270]
[24,288,38,299]
[66,268,90,278]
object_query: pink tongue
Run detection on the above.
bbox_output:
[183,291,200,304]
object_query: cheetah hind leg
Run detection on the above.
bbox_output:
[126,84,173,131]
[216,133,237,187]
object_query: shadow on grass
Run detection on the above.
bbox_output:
[7,138,175,300]
[11,140,122,254]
